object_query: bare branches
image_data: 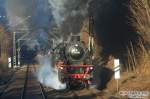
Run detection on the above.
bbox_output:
[120,0,150,74]
[129,0,150,42]
[0,26,11,66]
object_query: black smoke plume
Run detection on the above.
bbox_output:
[89,0,142,67]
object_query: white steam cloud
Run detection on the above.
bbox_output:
[36,54,66,90]
[48,0,90,33]
[48,0,67,26]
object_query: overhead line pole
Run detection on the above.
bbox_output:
[11,16,31,68]
[13,32,17,68]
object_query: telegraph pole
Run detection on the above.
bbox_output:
[13,32,17,68]
[17,39,20,66]
[11,16,31,68]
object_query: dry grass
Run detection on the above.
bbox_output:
[135,50,150,76]
[129,0,150,41]
[125,40,150,73]
[128,0,150,76]
[105,71,150,98]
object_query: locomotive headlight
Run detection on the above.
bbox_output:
[90,67,93,70]
[75,44,79,47]
[69,45,84,60]
[59,67,63,69]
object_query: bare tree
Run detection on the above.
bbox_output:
[129,0,150,42]
[0,26,11,67]
[129,0,150,75]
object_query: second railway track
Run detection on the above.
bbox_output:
[0,64,48,99]
[0,68,20,97]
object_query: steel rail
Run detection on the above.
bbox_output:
[21,64,29,99]
[0,68,20,98]
[39,83,47,99]
[33,65,47,99]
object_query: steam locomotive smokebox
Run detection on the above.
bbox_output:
[71,35,80,42]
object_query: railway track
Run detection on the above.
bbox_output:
[0,67,20,97]
[20,64,29,99]
[0,64,48,99]
[0,64,100,99]
[20,64,47,99]
[32,65,48,99]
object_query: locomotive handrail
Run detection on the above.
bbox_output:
[59,64,94,67]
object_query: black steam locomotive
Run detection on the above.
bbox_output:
[52,35,94,88]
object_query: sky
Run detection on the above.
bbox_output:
[0,0,7,25]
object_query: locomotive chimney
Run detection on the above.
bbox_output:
[89,16,94,37]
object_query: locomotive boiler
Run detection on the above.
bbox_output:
[52,35,94,89]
